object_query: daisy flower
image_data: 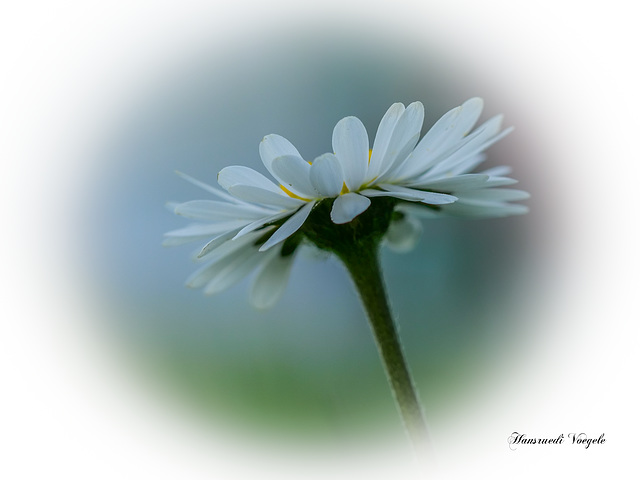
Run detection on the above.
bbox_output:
[219,97,527,244]
[165,97,528,306]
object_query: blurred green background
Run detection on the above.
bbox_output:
[75,30,539,445]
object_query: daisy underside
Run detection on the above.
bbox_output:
[165,97,529,307]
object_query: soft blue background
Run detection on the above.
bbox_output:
[76,32,540,444]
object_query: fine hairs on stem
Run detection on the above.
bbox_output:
[339,243,430,451]
[302,197,430,451]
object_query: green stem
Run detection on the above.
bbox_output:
[337,244,430,450]
[301,197,429,450]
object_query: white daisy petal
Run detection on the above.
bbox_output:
[393,98,485,181]
[359,188,425,201]
[232,210,293,239]
[417,192,458,205]
[384,214,423,253]
[174,200,275,221]
[431,119,511,177]
[446,153,489,177]
[164,221,250,240]
[310,153,344,197]
[413,132,492,182]
[218,165,282,193]
[175,171,240,203]
[271,155,316,198]
[203,250,269,295]
[483,176,519,187]
[186,233,260,287]
[407,127,491,182]
[185,261,221,289]
[259,134,304,177]
[228,185,305,209]
[251,250,297,309]
[332,116,369,191]
[330,193,371,224]
[450,125,514,175]
[377,101,425,180]
[445,97,484,142]
[259,201,316,251]
[195,228,268,261]
[480,165,512,177]
[368,103,405,181]
[407,104,464,162]
[196,229,241,259]
[457,188,530,202]
[379,184,457,205]
[410,174,490,192]
[443,202,529,217]
[422,97,483,155]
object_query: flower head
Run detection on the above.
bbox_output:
[165,98,528,307]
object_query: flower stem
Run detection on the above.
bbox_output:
[337,243,430,451]
[302,197,429,450]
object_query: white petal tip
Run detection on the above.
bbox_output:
[407,101,425,112]
[464,97,484,107]
[433,194,457,205]
[330,193,371,224]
